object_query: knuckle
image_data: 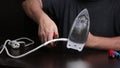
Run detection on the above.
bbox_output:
[48,31,52,35]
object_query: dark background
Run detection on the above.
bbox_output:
[0,0,39,45]
[0,1,120,68]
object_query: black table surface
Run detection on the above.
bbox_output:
[0,46,120,68]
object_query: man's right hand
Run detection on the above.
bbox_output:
[38,12,59,46]
[22,0,59,46]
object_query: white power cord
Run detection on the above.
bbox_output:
[0,37,68,58]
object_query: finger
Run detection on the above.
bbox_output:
[52,32,58,46]
[40,35,44,43]
[53,32,58,39]
[48,32,54,47]
[52,28,59,46]
[43,35,47,43]
[54,28,59,38]
[39,32,46,43]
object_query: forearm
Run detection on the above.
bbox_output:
[22,0,44,24]
[86,35,120,50]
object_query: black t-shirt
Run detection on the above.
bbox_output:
[42,0,120,38]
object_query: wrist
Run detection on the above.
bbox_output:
[91,36,100,48]
[38,11,50,25]
[113,37,120,50]
[34,10,46,25]
[85,34,99,48]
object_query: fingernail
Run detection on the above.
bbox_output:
[53,32,58,39]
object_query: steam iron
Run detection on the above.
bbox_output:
[67,9,90,51]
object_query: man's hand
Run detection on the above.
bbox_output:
[85,32,120,50]
[22,0,59,46]
[85,32,96,47]
[38,12,59,46]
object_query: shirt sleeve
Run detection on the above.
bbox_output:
[42,0,56,20]
[114,0,120,36]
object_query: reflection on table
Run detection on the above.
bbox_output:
[0,46,120,68]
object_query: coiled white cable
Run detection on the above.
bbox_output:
[12,37,35,47]
[0,38,68,58]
